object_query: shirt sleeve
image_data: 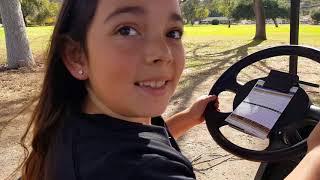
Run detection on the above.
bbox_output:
[130,155,196,180]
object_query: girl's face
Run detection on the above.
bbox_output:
[83,0,185,121]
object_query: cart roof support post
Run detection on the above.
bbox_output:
[289,0,301,75]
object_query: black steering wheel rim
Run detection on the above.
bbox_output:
[204,45,320,162]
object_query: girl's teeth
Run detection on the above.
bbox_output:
[157,81,165,87]
[151,81,156,87]
[138,81,166,88]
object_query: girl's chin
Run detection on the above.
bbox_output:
[137,106,167,117]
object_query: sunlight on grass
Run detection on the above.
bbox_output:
[26,26,54,54]
[0,25,319,64]
[184,24,320,46]
[0,26,53,64]
[182,25,319,70]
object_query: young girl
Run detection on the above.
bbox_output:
[19,0,320,179]
[19,0,218,179]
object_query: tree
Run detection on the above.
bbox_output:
[0,0,34,68]
[34,0,51,25]
[253,0,267,40]
[195,6,210,20]
[233,0,289,28]
[264,0,289,27]
[35,0,60,25]
[311,9,320,24]
[202,0,222,16]
[217,0,236,28]
[21,0,60,26]
[181,0,199,25]
[232,1,255,20]
[21,0,41,26]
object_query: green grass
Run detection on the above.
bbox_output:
[183,24,320,46]
[26,26,54,54]
[181,25,320,72]
[0,24,319,64]
[0,26,53,64]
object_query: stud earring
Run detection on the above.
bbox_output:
[78,70,84,75]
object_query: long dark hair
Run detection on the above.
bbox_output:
[19,0,98,179]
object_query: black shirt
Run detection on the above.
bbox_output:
[46,113,196,180]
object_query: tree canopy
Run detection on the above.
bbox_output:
[217,0,237,27]
[181,0,199,24]
[231,1,254,21]
[231,0,289,27]
[181,0,211,24]
[20,0,59,26]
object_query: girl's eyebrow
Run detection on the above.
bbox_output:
[104,5,183,24]
[171,13,183,24]
[104,6,145,23]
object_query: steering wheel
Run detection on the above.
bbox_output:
[204,45,320,162]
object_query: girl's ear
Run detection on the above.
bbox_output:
[61,36,89,81]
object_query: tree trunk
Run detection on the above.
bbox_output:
[228,19,231,28]
[272,18,278,28]
[0,0,34,69]
[253,0,267,40]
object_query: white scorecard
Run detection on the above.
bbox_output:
[226,80,298,139]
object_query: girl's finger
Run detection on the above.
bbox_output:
[197,95,217,103]
[207,95,217,102]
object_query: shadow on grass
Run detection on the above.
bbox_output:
[169,40,264,116]
[185,40,264,69]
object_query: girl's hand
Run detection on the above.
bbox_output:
[166,95,219,139]
[185,95,219,125]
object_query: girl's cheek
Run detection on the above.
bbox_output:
[112,38,144,53]
[112,36,143,45]
[172,45,186,67]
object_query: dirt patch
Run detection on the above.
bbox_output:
[0,64,44,179]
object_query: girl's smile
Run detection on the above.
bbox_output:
[135,78,171,96]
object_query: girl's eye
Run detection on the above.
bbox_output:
[117,26,138,36]
[167,30,183,39]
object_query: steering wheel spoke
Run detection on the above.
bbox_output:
[215,113,230,127]
[226,81,243,94]
[205,101,230,128]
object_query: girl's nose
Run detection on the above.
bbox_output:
[144,38,173,64]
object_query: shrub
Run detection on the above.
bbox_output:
[44,17,57,26]
[22,0,60,26]
[311,9,320,24]
[211,19,220,25]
